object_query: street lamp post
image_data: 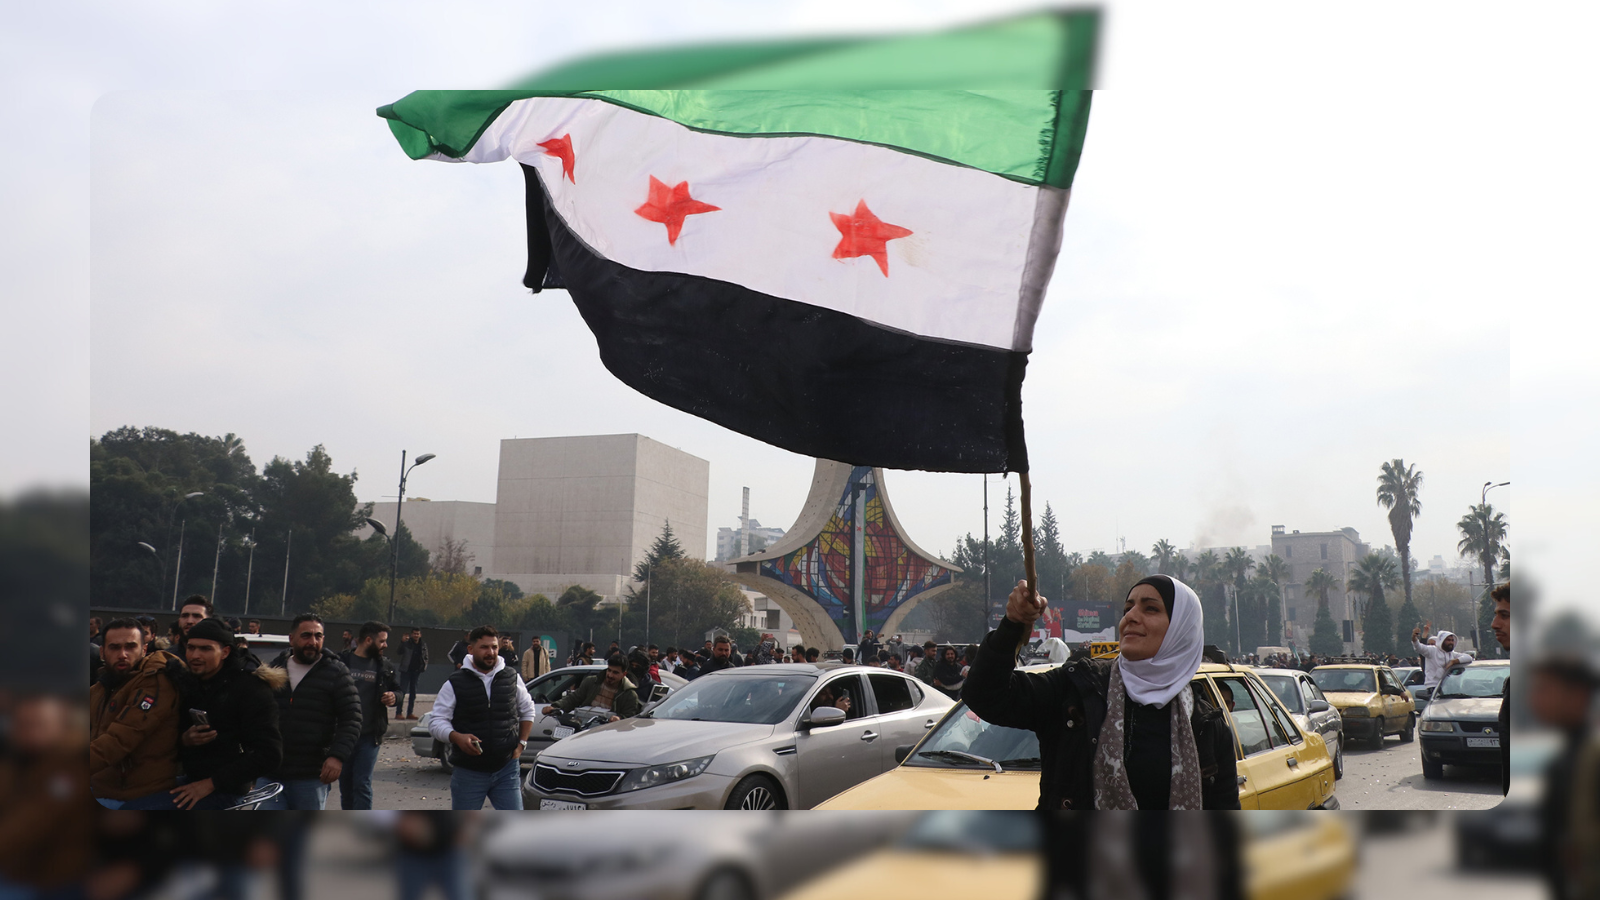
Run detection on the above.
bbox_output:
[242,532,257,616]
[162,490,204,609]
[1477,481,1509,656]
[209,521,225,605]
[389,451,436,625]
[281,528,292,615]
[137,542,161,606]
[1481,480,1509,506]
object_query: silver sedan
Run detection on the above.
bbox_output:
[1256,667,1346,780]
[524,663,954,809]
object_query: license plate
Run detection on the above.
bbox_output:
[1466,737,1500,748]
[552,726,574,739]
[539,799,586,810]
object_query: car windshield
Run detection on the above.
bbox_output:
[906,704,1041,770]
[1311,669,1375,694]
[1259,675,1303,713]
[900,811,1040,853]
[1436,665,1509,699]
[643,674,814,724]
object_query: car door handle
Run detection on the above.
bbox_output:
[1286,757,1299,767]
[860,731,879,741]
[924,720,936,729]
[1237,775,1248,785]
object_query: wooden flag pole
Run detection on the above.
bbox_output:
[1019,470,1038,600]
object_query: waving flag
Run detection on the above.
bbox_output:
[380,13,1097,473]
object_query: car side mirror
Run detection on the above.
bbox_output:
[894,744,914,764]
[1308,699,1331,713]
[803,706,846,729]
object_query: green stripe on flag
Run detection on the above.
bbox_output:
[378,10,1097,187]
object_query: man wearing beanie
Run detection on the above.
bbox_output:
[170,617,285,809]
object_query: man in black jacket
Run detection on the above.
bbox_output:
[262,614,362,809]
[695,635,740,679]
[171,617,284,809]
[338,620,400,809]
[397,627,429,719]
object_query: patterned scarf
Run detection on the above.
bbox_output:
[1092,665,1203,810]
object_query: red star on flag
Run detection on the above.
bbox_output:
[830,200,913,276]
[539,134,576,183]
[634,176,720,245]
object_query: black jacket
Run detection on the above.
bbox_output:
[266,649,362,778]
[338,649,400,739]
[177,659,285,795]
[694,655,740,679]
[963,617,1240,810]
[400,638,429,674]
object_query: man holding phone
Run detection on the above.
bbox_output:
[427,625,535,809]
[172,618,284,809]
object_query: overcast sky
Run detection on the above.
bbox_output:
[8,2,1596,617]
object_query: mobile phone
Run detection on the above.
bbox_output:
[189,709,211,728]
[469,737,483,753]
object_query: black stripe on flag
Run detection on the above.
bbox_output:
[520,164,1028,474]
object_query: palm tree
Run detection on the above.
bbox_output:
[1086,550,1114,571]
[1258,554,1291,645]
[1457,502,1508,596]
[1376,459,1423,609]
[1151,539,1179,575]
[1195,550,1221,587]
[1346,553,1400,624]
[1224,547,1256,589]
[1119,550,1151,577]
[1304,568,1341,614]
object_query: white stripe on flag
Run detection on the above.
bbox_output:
[448,97,1062,352]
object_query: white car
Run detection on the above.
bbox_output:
[411,664,685,771]
[525,663,955,809]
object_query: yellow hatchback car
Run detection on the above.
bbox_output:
[817,663,1337,810]
[780,810,1355,900]
[1309,663,1416,749]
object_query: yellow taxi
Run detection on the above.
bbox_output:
[816,661,1337,810]
[779,810,1355,900]
[1309,662,1416,749]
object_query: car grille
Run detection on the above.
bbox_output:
[533,763,626,796]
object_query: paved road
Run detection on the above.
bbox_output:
[1335,731,1504,810]
[366,733,457,810]
[1358,819,1540,898]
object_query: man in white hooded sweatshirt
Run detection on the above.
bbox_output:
[1411,620,1474,691]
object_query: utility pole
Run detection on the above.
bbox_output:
[171,518,188,610]
[242,531,256,616]
[982,476,991,627]
[280,528,292,615]
[740,487,750,558]
[210,522,224,604]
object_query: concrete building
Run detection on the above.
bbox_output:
[715,520,787,562]
[1270,525,1370,651]
[360,500,497,576]
[492,434,709,601]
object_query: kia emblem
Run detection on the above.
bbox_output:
[566,761,579,768]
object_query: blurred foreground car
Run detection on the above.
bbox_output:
[1418,659,1510,779]
[478,811,914,900]
[779,810,1354,900]
[411,664,684,771]
[526,663,953,809]
[1453,730,1560,870]
[818,663,1337,810]
[1310,662,1416,748]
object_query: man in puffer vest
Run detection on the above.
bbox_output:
[427,625,535,809]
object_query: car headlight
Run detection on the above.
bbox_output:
[615,756,714,793]
[1421,720,1455,732]
[1341,707,1369,717]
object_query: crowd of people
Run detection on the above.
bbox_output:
[90,594,402,811]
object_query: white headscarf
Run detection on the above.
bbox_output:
[1118,575,1205,707]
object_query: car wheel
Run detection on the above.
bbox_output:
[1399,714,1415,743]
[1422,756,1443,780]
[1332,739,1344,780]
[697,869,756,900]
[724,774,784,810]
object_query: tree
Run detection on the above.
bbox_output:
[1086,550,1114,571]
[1069,563,1113,605]
[634,521,686,581]
[432,537,475,576]
[633,557,750,649]
[1118,550,1151,578]
[1376,459,1424,610]
[1364,593,1395,657]
[1346,553,1400,626]
[1304,568,1342,652]
[1413,576,1474,638]
[919,579,989,643]
[1222,547,1257,655]
[1034,504,1067,604]
[1238,577,1278,653]
[1258,554,1291,645]
[480,578,524,601]
[1193,550,1230,648]
[254,445,370,613]
[1151,539,1179,576]
[1112,560,1142,604]
[1456,503,1508,598]
[1394,594,1423,657]
[1310,602,1343,656]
